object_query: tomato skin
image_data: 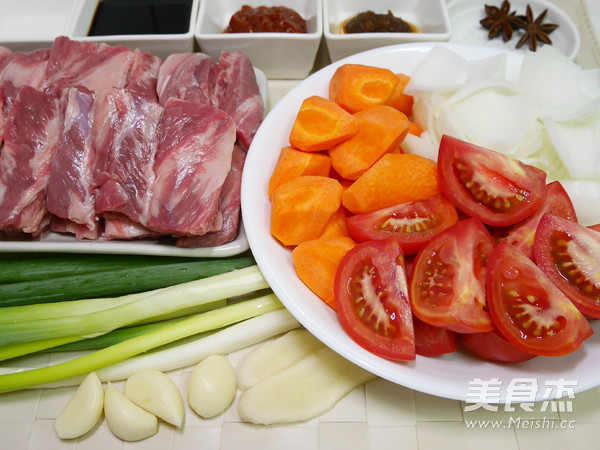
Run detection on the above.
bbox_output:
[534,214,600,318]
[462,329,537,363]
[409,217,495,334]
[487,241,593,357]
[334,236,415,361]
[437,135,547,227]
[413,315,459,356]
[502,181,577,259]
[345,194,458,255]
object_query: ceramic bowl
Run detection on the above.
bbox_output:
[324,0,452,62]
[66,0,200,58]
[195,0,323,79]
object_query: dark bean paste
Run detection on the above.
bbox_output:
[225,5,307,33]
[343,10,415,34]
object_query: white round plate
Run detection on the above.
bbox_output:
[241,42,600,402]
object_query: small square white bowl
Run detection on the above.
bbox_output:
[66,0,199,58]
[0,0,77,51]
[324,0,452,62]
[195,0,323,79]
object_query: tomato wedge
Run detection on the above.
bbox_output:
[437,135,547,226]
[345,194,458,255]
[503,181,577,259]
[487,241,593,356]
[534,214,600,318]
[409,217,495,334]
[462,329,537,363]
[413,315,459,356]
[334,236,415,361]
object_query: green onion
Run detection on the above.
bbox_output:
[0,293,284,393]
[0,292,148,324]
[0,265,269,347]
[0,256,256,307]
[0,336,87,361]
[0,309,301,389]
[42,313,219,353]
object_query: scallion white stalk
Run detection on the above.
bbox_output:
[0,293,283,393]
[0,265,269,347]
[0,291,148,324]
[0,309,301,390]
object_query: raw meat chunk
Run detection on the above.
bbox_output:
[0,88,4,147]
[0,48,50,98]
[148,98,236,235]
[156,52,215,105]
[46,87,97,237]
[126,49,162,102]
[0,46,10,64]
[102,212,160,240]
[43,36,134,95]
[92,89,164,226]
[212,52,264,150]
[50,216,99,240]
[0,86,61,234]
[177,144,246,247]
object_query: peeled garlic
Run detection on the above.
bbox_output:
[54,372,104,439]
[104,383,157,441]
[188,354,236,418]
[125,369,184,428]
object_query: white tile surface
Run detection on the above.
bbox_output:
[414,391,464,421]
[365,379,416,426]
[318,422,369,450]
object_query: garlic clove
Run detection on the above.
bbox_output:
[188,354,237,418]
[104,382,158,442]
[125,369,185,428]
[54,371,104,439]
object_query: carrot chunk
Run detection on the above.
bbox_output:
[289,96,359,152]
[319,207,351,239]
[292,236,356,309]
[408,120,423,136]
[271,176,343,246]
[342,153,439,214]
[328,105,409,180]
[268,146,332,197]
[329,64,400,113]
[383,73,414,116]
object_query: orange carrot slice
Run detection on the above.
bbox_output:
[329,64,399,113]
[383,73,414,116]
[271,176,343,246]
[328,105,409,180]
[342,153,439,214]
[292,236,356,309]
[289,96,359,152]
[268,146,332,197]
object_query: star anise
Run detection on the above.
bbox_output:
[513,5,559,51]
[480,0,522,42]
